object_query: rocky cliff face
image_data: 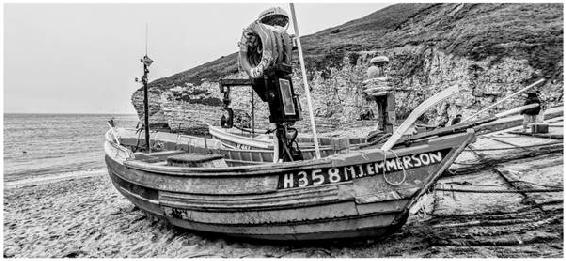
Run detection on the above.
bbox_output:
[131,3,563,134]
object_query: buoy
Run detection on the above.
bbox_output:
[238,22,292,78]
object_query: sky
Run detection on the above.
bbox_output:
[4,2,392,114]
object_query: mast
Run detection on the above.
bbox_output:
[141,24,154,153]
[289,3,321,159]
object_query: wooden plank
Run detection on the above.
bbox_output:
[381,85,459,151]
[487,137,531,152]
[260,151,273,162]
[224,159,265,167]
[508,131,564,140]
[355,199,409,215]
[107,156,280,194]
[494,104,540,118]
[107,164,163,215]
[162,201,359,224]
[160,184,339,202]
[160,194,344,211]
[124,168,279,194]
[165,212,399,240]
[258,151,264,162]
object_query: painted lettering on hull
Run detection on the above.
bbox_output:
[277,148,451,189]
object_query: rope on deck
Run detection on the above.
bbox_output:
[461,141,562,152]
[435,187,563,193]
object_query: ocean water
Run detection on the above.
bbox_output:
[3,113,140,182]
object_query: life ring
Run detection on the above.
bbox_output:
[239,22,292,78]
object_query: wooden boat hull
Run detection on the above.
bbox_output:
[107,160,408,240]
[104,128,475,241]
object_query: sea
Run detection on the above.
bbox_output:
[3,113,140,183]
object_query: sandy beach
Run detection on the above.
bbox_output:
[4,129,563,258]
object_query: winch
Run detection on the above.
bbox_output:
[220,7,303,162]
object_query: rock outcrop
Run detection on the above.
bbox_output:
[131,3,563,134]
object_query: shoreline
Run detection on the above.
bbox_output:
[4,168,107,190]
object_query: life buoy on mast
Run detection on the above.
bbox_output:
[238,7,293,78]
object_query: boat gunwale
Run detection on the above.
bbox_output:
[119,127,347,153]
[107,129,474,178]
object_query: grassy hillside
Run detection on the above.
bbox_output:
[146,3,563,90]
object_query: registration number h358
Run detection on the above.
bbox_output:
[276,149,449,189]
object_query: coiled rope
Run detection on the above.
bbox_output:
[381,150,407,186]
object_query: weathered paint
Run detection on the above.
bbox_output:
[103,127,474,241]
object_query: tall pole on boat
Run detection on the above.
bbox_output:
[141,23,154,153]
[289,3,321,159]
[251,88,255,135]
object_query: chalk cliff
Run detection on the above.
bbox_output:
[131,3,563,134]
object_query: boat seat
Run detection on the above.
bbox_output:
[134,150,186,163]
[167,153,228,168]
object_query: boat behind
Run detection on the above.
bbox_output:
[208,124,366,151]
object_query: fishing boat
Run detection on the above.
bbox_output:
[106,124,476,241]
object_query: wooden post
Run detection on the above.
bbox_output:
[143,63,150,153]
[289,3,321,159]
[385,93,396,133]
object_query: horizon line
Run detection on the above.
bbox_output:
[4,112,138,115]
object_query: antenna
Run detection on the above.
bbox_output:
[145,23,148,56]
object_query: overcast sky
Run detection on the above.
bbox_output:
[4,3,391,114]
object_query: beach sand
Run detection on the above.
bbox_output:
[5,174,418,258]
[4,132,564,258]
